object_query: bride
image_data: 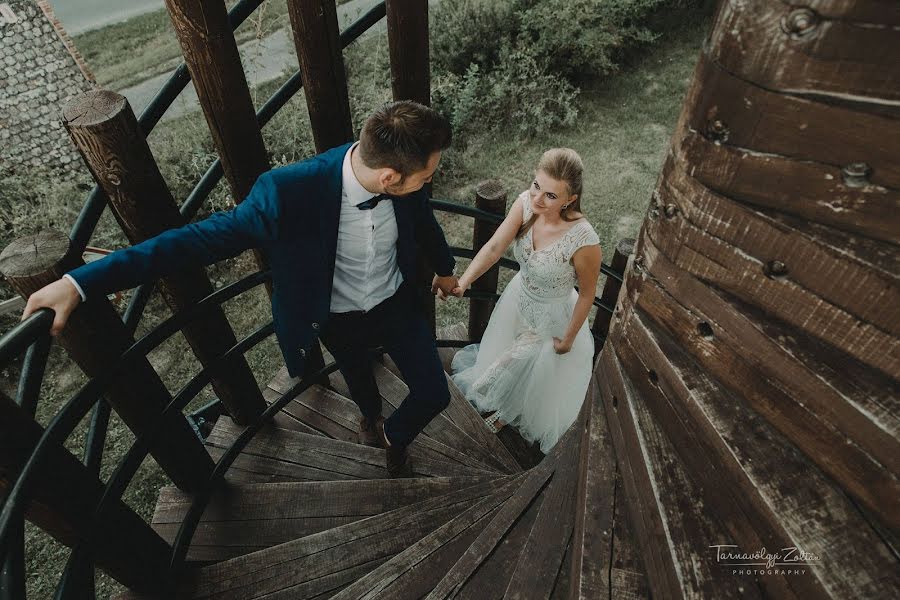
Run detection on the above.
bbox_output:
[447,148,602,453]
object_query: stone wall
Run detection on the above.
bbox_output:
[0,0,95,178]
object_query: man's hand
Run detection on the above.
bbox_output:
[450,277,471,298]
[431,274,459,301]
[21,278,82,336]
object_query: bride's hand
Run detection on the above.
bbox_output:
[552,337,573,354]
[450,279,471,298]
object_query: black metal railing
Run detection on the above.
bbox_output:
[0,0,628,596]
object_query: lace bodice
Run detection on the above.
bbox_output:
[512,191,600,301]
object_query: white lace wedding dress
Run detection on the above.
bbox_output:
[451,191,600,453]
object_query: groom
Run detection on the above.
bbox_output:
[22,101,459,478]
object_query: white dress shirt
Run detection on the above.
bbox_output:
[330,143,403,313]
[64,143,404,312]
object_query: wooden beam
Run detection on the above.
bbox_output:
[286,0,354,152]
[163,0,271,292]
[0,231,214,492]
[592,238,633,343]
[62,89,267,426]
[385,0,430,105]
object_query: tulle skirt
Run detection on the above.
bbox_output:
[451,272,593,453]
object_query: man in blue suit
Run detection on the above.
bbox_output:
[22,101,460,477]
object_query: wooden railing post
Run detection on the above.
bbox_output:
[0,392,172,592]
[468,180,507,341]
[386,0,435,328]
[591,238,634,347]
[0,231,214,492]
[286,0,354,151]
[163,0,271,290]
[61,89,267,426]
[385,0,431,105]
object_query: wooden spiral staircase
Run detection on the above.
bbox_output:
[1,0,898,598]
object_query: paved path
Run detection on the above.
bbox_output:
[120,0,383,123]
[54,0,165,36]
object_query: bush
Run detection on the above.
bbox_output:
[430,0,704,141]
[433,47,579,139]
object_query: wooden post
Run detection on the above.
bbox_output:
[0,232,214,492]
[386,0,434,326]
[163,0,271,292]
[468,180,507,341]
[61,90,266,426]
[0,392,172,592]
[385,0,431,105]
[591,238,634,344]
[286,0,353,152]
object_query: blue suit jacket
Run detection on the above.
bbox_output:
[69,143,456,377]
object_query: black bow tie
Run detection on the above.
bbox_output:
[357,194,390,210]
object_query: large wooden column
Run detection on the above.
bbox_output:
[0,393,172,592]
[0,232,214,492]
[589,0,900,598]
[286,0,354,151]
[467,181,506,341]
[62,90,266,426]
[163,0,271,288]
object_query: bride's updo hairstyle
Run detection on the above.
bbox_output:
[517,148,584,239]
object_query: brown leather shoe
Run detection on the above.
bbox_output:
[359,416,386,448]
[385,444,413,478]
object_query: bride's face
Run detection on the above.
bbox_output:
[529,170,573,217]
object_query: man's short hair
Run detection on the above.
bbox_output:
[359,101,452,176]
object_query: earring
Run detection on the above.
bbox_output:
[562,204,569,210]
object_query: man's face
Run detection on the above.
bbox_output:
[384,151,441,196]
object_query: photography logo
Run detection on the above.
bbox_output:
[709,544,820,577]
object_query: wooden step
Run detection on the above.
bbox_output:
[150,477,492,562]
[267,366,511,475]
[597,343,768,600]
[115,476,525,599]
[206,417,500,484]
[615,307,900,599]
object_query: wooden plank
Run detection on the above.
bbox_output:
[680,54,900,190]
[569,375,617,599]
[678,130,900,246]
[207,445,359,483]
[609,468,650,600]
[597,345,764,600]
[707,0,900,104]
[209,417,496,480]
[329,479,523,598]
[425,452,557,598]
[181,475,523,599]
[504,410,584,600]
[383,353,523,473]
[151,477,488,562]
[371,362,519,472]
[632,235,900,529]
[644,160,900,379]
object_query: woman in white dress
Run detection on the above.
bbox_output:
[447,148,602,453]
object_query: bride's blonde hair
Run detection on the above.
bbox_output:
[517,148,584,239]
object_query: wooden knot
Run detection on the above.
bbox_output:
[633,256,645,274]
[764,260,789,279]
[664,204,678,219]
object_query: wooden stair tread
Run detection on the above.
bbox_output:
[150,477,491,563]
[207,417,499,482]
[617,309,900,599]
[598,345,767,599]
[155,476,524,600]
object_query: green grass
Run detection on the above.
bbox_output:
[74,0,355,90]
[4,13,705,599]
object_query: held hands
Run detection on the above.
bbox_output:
[431,274,460,301]
[449,278,470,298]
[21,278,82,336]
[552,336,573,354]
